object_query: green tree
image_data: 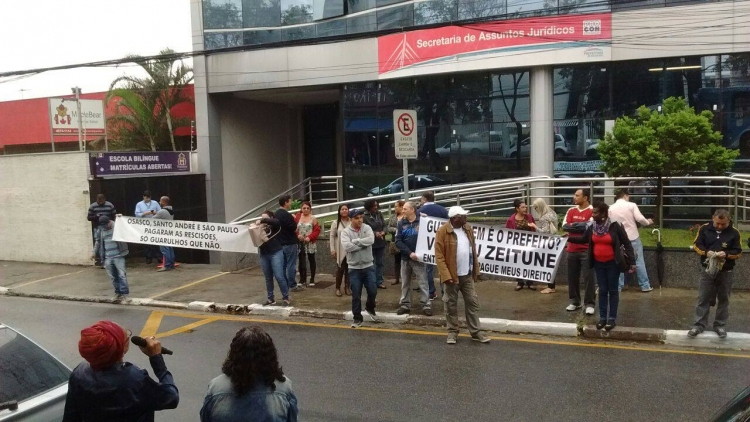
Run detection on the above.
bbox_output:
[107,48,193,151]
[598,96,738,225]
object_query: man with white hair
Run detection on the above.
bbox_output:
[395,201,432,316]
[434,206,490,344]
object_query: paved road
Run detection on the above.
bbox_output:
[1,296,748,422]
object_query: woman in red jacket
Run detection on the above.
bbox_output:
[295,202,321,287]
[506,199,538,291]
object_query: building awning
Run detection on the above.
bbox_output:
[344,118,393,132]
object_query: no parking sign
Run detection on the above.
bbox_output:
[393,109,418,159]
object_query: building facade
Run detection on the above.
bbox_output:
[190,0,750,224]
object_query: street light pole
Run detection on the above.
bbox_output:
[73,87,83,151]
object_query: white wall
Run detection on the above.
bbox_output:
[0,152,92,265]
[219,97,304,222]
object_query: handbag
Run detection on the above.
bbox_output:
[387,241,400,256]
[248,222,278,248]
[619,244,636,272]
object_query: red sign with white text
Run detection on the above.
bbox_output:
[378,13,611,74]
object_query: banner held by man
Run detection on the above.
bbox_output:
[417,216,567,283]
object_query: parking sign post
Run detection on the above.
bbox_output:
[393,109,418,199]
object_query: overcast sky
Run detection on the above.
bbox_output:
[0,0,193,102]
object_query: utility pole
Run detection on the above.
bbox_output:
[72,87,83,151]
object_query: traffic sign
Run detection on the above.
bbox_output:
[393,109,418,160]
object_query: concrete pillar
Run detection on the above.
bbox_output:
[530,66,555,202]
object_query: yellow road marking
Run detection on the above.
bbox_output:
[139,311,164,337]
[148,272,230,299]
[11,270,86,289]
[152,318,219,339]
[142,310,750,359]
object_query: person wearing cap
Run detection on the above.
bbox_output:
[93,215,130,303]
[435,206,491,344]
[153,196,176,272]
[63,320,179,422]
[340,208,379,328]
[135,190,162,264]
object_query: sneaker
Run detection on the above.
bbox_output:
[291,285,306,292]
[396,307,410,315]
[365,309,379,322]
[596,320,606,330]
[351,320,362,329]
[604,321,616,331]
[423,308,433,317]
[687,327,702,338]
[641,287,654,293]
[471,333,491,343]
[585,306,595,316]
[282,299,291,306]
[446,333,458,344]
[309,282,316,287]
[263,299,276,306]
[540,288,556,294]
[566,304,582,312]
[112,294,126,304]
[157,267,171,272]
[429,293,437,301]
[715,327,728,339]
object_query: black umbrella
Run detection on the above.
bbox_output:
[651,228,664,291]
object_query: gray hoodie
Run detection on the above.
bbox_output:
[340,224,375,269]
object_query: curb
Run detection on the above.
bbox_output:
[3,290,749,350]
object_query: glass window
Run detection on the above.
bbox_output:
[243,0,281,28]
[204,32,244,49]
[0,327,70,403]
[414,0,457,25]
[347,0,376,13]
[316,19,347,37]
[458,0,505,20]
[243,29,282,45]
[281,0,314,25]
[203,0,243,29]
[559,0,610,14]
[282,25,316,41]
[313,0,345,19]
[377,4,414,30]
[611,0,664,11]
[507,0,550,17]
[347,11,378,34]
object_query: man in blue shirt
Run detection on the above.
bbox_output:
[419,191,448,300]
[135,190,162,264]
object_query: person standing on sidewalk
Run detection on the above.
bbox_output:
[387,200,406,286]
[419,191,448,301]
[135,190,162,265]
[294,201,320,287]
[563,189,595,316]
[88,194,117,268]
[276,195,304,292]
[506,199,538,291]
[395,201,432,316]
[330,204,351,297]
[567,201,635,331]
[340,208,379,328]
[688,209,742,339]
[93,216,130,303]
[153,196,175,272]
[608,189,654,292]
[532,198,558,293]
[435,206,490,345]
[258,211,290,306]
[363,199,387,289]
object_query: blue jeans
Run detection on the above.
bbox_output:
[105,256,129,295]
[282,244,299,289]
[350,266,378,322]
[426,264,443,296]
[373,247,385,286]
[160,246,175,269]
[594,260,621,322]
[619,238,651,291]
[260,249,290,301]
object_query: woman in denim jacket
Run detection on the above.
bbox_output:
[200,326,298,422]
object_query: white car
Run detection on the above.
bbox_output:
[432,132,503,157]
[504,134,570,160]
[0,324,71,422]
[368,174,447,196]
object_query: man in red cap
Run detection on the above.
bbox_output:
[63,320,179,422]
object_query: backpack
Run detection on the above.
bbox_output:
[248,222,278,248]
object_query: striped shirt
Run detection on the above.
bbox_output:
[88,201,117,223]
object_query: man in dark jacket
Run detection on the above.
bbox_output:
[688,209,742,339]
[363,199,387,289]
[395,201,431,316]
[419,191,448,300]
[88,194,117,266]
[275,195,303,292]
[63,320,179,422]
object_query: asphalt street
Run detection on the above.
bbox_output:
[1,296,748,422]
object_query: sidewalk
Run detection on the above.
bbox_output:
[1,260,748,350]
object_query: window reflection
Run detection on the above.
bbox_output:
[243,0,282,28]
[204,0,243,29]
[414,0,457,25]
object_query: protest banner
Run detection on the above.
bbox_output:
[113,216,257,254]
[416,216,567,283]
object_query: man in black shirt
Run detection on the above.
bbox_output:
[275,195,304,292]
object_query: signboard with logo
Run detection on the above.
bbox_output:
[91,152,192,177]
[393,109,418,159]
[378,13,611,79]
[49,98,106,135]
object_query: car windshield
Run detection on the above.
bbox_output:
[0,327,70,403]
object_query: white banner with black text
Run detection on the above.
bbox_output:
[113,216,257,254]
[415,216,567,283]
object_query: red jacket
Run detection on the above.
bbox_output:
[294,213,321,243]
[505,213,536,231]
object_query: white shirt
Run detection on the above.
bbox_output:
[608,198,650,241]
[454,227,472,276]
